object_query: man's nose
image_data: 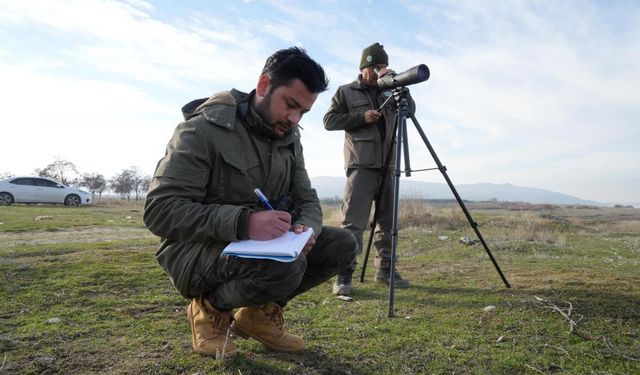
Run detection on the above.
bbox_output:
[286,111,302,124]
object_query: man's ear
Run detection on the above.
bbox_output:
[256,74,271,97]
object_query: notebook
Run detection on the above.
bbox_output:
[221,228,313,262]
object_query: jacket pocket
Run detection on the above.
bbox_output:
[346,132,376,167]
[348,99,370,111]
[215,148,261,202]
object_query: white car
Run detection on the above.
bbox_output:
[0,176,93,206]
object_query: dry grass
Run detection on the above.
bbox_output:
[92,197,145,207]
[321,198,467,230]
[398,199,467,230]
[321,204,343,227]
[505,213,566,243]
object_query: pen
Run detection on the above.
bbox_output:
[254,188,274,210]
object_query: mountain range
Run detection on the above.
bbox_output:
[310,176,602,206]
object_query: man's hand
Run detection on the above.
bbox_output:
[375,67,395,78]
[248,211,291,240]
[364,109,381,124]
[292,224,316,255]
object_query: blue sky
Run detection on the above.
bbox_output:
[1,0,638,204]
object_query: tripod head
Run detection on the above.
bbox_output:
[376,86,412,113]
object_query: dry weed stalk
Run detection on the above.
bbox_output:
[544,343,573,359]
[602,336,640,362]
[524,363,545,374]
[215,326,233,360]
[533,296,583,334]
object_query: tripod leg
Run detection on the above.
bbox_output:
[402,117,412,177]
[359,222,375,283]
[409,113,511,288]
[388,102,406,318]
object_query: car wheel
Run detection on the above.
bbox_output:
[0,192,14,206]
[64,194,81,206]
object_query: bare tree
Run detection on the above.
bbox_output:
[34,158,79,185]
[109,169,134,200]
[133,174,152,201]
[0,171,13,180]
[126,166,151,201]
[79,173,108,199]
[141,175,151,194]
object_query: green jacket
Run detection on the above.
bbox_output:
[323,76,415,169]
[144,89,322,298]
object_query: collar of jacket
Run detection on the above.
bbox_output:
[348,74,377,92]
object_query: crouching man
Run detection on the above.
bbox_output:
[144,47,356,356]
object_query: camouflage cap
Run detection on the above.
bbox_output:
[359,42,388,70]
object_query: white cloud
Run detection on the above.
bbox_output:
[0,61,176,176]
[0,0,266,91]
[0,0,639,203]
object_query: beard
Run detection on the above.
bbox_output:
[256,90,293,138]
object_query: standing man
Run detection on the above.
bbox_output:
[324,42,413,296]
[144,47,356,357]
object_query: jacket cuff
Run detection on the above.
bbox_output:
[236,208,251,240]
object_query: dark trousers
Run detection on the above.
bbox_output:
[188,226,356,311]
[341,168,395,273]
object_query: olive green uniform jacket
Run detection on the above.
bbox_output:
[144,89,322,298]
[323,78,413,169]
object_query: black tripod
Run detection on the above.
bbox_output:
[360,87,511,318]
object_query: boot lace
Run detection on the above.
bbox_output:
[210,309,234,331]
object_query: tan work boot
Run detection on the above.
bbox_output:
[187,297,237,357]
[231,302,305,352]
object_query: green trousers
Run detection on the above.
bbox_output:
[341,168,395,273]
[185,226,356,310]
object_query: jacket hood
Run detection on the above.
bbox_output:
[181,89,293,140]
[181,89,248,121]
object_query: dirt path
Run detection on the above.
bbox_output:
[0,226,155,247]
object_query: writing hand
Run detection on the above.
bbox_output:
[248,211,292,240]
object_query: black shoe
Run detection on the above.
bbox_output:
[332,271,353,295]
[375,268,410,288]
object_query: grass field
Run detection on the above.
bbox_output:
[0,200,638,374]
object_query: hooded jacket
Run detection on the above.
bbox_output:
[143,89,322,297]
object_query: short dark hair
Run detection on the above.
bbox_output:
[261,47,329,94]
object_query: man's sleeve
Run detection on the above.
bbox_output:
[143,120,250,243]
[323,87,369,131]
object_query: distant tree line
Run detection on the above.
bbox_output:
[0,157,151,201]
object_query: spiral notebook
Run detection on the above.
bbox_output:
[222,228,313,262]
